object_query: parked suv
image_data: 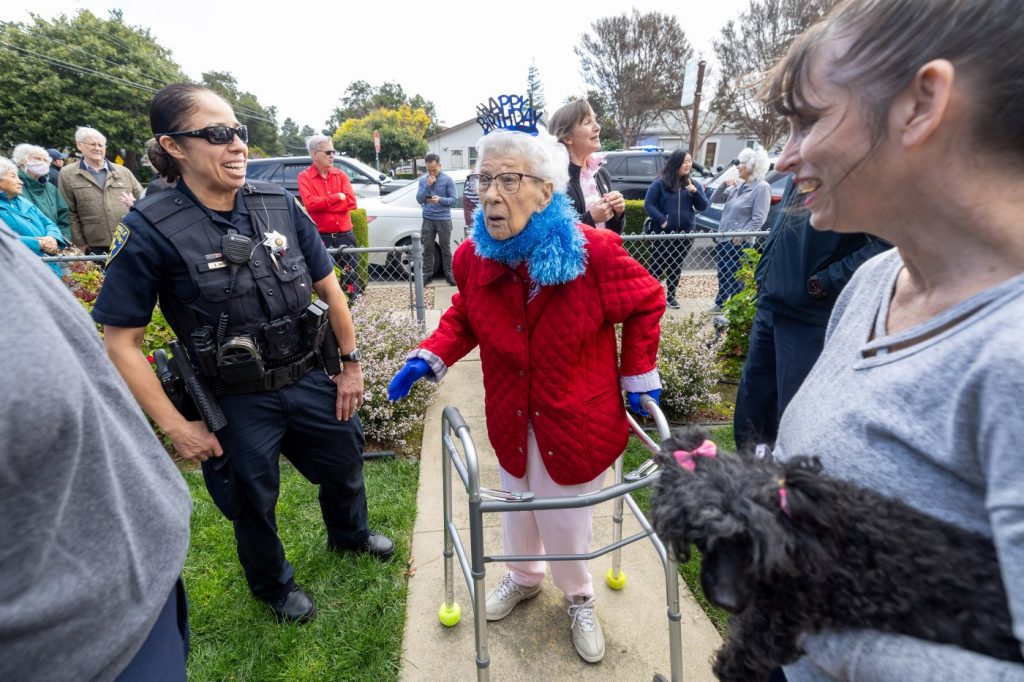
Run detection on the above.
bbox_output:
[602,148,710,200]
[245,155,401,200]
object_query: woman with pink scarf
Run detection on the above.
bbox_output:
[549,100,625,233]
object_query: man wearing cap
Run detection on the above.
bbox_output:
[58,126,143,254]
[46,148,67,187]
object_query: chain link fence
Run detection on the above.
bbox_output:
[621,231,768,316]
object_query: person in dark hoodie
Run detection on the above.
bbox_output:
[733,201,890,450]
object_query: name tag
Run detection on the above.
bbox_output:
[197,259,227,272]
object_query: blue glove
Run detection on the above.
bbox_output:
[627,389,661,417]
[388,358,432,401]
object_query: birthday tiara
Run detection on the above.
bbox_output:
[476,95,542,136]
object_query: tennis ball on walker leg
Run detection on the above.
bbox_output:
[605,567,627,590]
[438,601,461,627]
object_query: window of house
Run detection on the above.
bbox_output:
[703,142,717,169]
[468,146,478,169]
[450,149,464,170]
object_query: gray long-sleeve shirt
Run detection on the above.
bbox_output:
[776,249,1024,680]
[416,171,458,221]
[0,221,191,680]
[710,179,770,241]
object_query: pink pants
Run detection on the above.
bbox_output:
[498,425,607,599]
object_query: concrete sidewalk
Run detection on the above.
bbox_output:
[398,285,722,682]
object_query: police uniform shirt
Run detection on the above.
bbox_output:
[92,180,334,329]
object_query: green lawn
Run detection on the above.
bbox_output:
[623,424,734,636]
[181,457,419,681]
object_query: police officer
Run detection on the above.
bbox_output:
[93,83,394,625]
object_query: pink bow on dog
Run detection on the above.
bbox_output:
[672,440,718,471]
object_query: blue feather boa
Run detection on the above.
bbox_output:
[471,193,587,288]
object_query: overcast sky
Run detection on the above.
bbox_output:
[3,0,749,131]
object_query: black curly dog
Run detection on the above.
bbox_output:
[649,428,1021,681]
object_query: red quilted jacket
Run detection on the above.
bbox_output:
[420,225,665,485]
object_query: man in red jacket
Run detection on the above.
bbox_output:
[298,135,361,298]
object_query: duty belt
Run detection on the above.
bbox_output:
[217,350,321,395]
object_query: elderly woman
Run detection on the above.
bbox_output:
[548,100,625,233]
[11,144,71,243]
[0,157,68,276]
[643,149,709,309]
[708,147,771,312]
[764,0,1024,679]
[388,125,665,663]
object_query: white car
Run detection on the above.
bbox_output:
[361,169,472,278]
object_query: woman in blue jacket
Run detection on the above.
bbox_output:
[643,149,708,309]
[0,157,68,277]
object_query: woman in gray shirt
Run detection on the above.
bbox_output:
[709,147,770,311]
[763,0,1024,678]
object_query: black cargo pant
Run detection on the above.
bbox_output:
[201,370,369,602]
[319,230,362,299]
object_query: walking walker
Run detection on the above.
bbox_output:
[437,395,683,681]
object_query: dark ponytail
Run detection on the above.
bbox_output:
[148,83,209,183]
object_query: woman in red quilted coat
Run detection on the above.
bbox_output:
[389,125,665,663]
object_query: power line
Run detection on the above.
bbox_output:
[0,40,281,127]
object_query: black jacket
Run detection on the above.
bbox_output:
[567,162,624,234]
[755,206,891,326]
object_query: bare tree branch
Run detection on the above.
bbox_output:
[712,0,839,150]
[575,10,692,147]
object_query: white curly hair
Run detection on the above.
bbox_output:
[738,147,771,183]
[473,126,569,193]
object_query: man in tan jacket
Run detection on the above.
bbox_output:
[59,127,143,254]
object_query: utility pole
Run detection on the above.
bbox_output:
[688,60,707,156]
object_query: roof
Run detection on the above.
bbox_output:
[426,117,482,142]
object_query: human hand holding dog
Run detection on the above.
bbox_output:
[388,358,432,401]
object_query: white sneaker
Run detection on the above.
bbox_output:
[485,574,541,621]
[566,596,605,663]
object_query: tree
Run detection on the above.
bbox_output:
[201,70,282,157]
[575,10,692,148]
[526,60,546,117]
[333,105,429,170]
[0,10,185,169]
[279,117,316,156]
[325,81,442,136]
[712,0,838,149]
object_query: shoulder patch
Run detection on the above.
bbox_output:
[106,223,131,266]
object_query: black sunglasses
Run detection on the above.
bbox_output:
[317,149,338,157]
[157,124,249,145]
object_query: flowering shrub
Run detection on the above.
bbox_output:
[352,305,437,450]
[719,248,761,381]
[656,314,723,421]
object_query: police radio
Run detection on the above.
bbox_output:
[215,229,254,343]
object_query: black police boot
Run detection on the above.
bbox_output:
[329,532,396,561]
[267,586,317,624]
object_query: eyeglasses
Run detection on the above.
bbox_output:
[317,149,338,157]
[469,172,545,194]
[157,125,249,145]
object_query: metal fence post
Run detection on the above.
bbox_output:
[410,238,426,330]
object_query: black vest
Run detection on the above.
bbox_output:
[135,182,314,360]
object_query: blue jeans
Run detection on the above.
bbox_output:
[715,240,744,307]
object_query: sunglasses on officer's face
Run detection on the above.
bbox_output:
[157,124,249,145]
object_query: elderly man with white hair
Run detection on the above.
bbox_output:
[58,126,142,254]
[388,116,665,663]
[12,143,70,242]
[297,134,361,298]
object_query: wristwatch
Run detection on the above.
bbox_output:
[807,276,826,299]
[339,348,362,363]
